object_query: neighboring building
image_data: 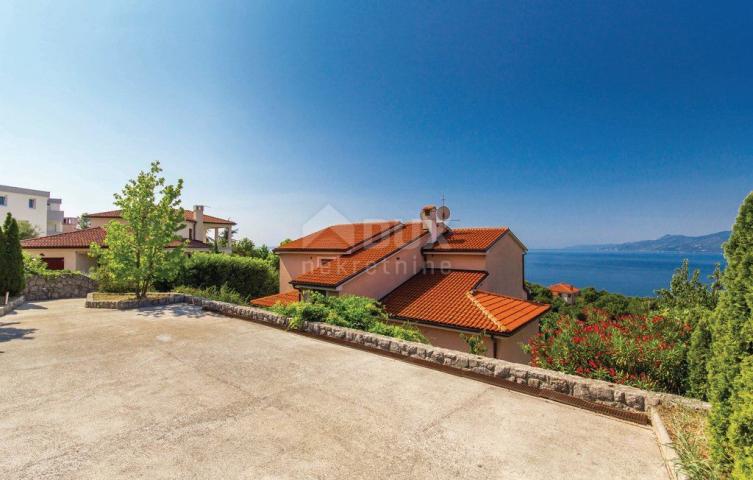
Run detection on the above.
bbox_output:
[21,205,235,272]
[0,184,65,236]
[251,205,549,364]
[549,282,580,305]
[62,217,78,233]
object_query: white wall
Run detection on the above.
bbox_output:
[0,187,49,236]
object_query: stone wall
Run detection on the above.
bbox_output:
[0,295,25,317]
[83,293,710,414]
[24,274,98,301]
[180,296,709,414]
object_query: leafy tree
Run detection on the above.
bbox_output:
[460,331,488,355]
[707,191,753,475]
[78,213,91,230]
[16,220,40,240]
[656,259,718,310]
[2,214,25,296]
[90,162,186,298]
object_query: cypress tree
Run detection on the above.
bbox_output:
[0,220,7,296]
[707,191,753,474]
[3,214,25,296]
[687,310,712,399]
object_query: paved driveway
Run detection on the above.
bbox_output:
[0,299,668,479]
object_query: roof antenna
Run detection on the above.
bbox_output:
[439,193,460,224]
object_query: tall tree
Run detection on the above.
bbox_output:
[0,219,7,296]
[16,220,40,240]
[78,213,91,230]
[2,214,26,296]
[90,162,185,298]
[707,191,753,476]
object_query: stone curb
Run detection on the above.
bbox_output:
[649,407,689,480]
[84,292,710,415]
[0,295,25,317]
[85,293,187,310]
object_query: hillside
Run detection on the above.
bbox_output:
[568,231,730,253]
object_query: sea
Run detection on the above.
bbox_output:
[526,250,725,297]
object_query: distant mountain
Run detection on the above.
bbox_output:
[567,231,731,253]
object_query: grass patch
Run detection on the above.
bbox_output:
[657,404,726,480]
[172,285,249,305]
[90,292,175,302]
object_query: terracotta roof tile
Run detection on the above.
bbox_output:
[291,223,427,287]
[276,221,400,252]
[88,209,235,225]
[549,283,580,294]
[21,227,210,250]
[21,227,107,248]
[250,290,301,307]
[425,228,509,252]
[381,270,549,333]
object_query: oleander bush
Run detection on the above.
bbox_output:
[525,307,691,392]
[270,292,428,343]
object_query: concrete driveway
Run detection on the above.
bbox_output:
[0,299,668,479]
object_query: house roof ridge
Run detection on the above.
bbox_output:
[465,291,507,332]
[473,289,551,308]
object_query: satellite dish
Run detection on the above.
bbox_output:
[437,206,451,222]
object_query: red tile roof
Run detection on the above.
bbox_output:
[21,227,211,250]
[425,228,510,252]
[549,283,580,294]
[381,270,549,333]
[250,290,300,308]
[21,227,107,248]
[88,209,235,225]
[291,223,427,287]
[276,221,400,252]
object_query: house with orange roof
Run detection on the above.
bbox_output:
[21,205,235,272]
[251,205,549,363]
[548,283,580,305]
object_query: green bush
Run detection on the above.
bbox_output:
[707,191,753,473]
[173,285,249,305]
[728,357,753,480]
[23,252,48,276]
[270,293,428,343]
[686,309,713,400]
[177,253,277,299]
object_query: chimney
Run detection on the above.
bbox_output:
[193,205,205,242]
[420,205,438,243]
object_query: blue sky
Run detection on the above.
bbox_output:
[2,1,752,248]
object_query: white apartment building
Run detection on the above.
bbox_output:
[0,184,65,236]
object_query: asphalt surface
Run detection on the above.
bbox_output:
[0,299,668,479]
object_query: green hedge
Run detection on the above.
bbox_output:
[176,253,277,299]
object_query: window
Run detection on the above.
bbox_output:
[319,257,335,266]
[28,198,36,209]
[189,228,193,239]
[0,196,6,206]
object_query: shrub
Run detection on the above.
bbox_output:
[460,331,488,355]
[686,309,713,400]
[23,252,48,276]
[526,308,691,392]
[270,293,428,343]
[173,285,249,305]
[707,191,753,473]
[177,252,277,299]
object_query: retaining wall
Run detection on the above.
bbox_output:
[0,295,25,317]
[24,274,98,301]
[84,293,709,414]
